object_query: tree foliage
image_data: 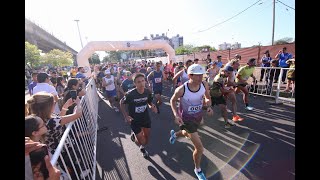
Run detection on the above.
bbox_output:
[175,44,195,55]
[89,53,100,64]
[275,37,294,45]
[25,41,41,68]
[41,49,73,67]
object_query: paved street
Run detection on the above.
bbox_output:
[95,82,295,180]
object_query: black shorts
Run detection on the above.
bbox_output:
[211,96,226,106]
[153,89,162,95]
[179,121,200,134]
[131,119,151,134]
[237,83,247,87]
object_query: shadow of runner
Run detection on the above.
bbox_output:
[95,98,132,180]
[147,158,176,180]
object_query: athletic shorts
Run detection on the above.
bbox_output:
[179,121,200,134]
[131,119,151,134]
[237,83,247,87]
[153,88,162,95]
[211,96,226,106]
[105,89,117,98]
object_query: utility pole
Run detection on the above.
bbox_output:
[272,0,275,45]
[257,42,261,64]
[74,20,84,48]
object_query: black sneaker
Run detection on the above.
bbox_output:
[140,147,149,158]
[130,133,136,142]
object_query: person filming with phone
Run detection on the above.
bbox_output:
[63,78,86,115]
[25,137,61,180]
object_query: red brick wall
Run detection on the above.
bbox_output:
[175,43,295,66]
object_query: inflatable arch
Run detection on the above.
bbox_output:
[77,40,176,77]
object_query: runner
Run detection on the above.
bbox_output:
[102,69,119,112]
[224,60,244,121]
[147,62,166,114]
[172,59,193,90]
[208,66,236,128]
[119,73,158,158]
[169,64,213,180]
[235,58,257,110]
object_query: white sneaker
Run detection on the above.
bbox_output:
[245,106,254,111]
[114,107,119,112]
[227,119,236,126]
[226,108,232,113]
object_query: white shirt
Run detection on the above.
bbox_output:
[103,75,116,91]
[33,83,60,114]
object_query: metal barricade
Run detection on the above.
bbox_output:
[51,78,99,180]
[249,67,295,104]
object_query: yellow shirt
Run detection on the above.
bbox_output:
[235,65,254,83]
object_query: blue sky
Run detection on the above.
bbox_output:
[25,0,295,54]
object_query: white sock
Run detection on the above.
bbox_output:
[140,145,145,149]
[195,168,201,172]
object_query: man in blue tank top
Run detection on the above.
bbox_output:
[169,64,213,180]
[147,62,166,114]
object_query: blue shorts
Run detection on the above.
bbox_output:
[105,89,117,98]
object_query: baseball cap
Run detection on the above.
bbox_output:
[105,69,111,74]
[247,58,256,64]
[187,64,206,75]
[217,55,222,58]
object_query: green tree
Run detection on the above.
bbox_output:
[102,55,110,63]
[275,37,294,45]
[175,44,195,55]
[25,41,41,68]
[41,49,73,67]
[89,53,100,64]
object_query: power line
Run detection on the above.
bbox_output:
[276,0,295,10]
[196,0,263,33]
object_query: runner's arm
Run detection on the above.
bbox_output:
[202,81,212,107]
[170,85,184,117]
[172,70,183,87]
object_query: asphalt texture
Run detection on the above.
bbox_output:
[95,81,295,180]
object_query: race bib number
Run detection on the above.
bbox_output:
[155,78,162,83]
[187,105,202,113]
[135,105,147,113]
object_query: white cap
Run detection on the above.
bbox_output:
[105,69,111,74]
[187,64,206,75]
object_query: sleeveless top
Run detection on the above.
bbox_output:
[181,69,189,84]
[152,70,163,90]
[179,81,205,122]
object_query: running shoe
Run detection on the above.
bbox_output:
[232,115,244,122]
[140,147,149,158]
[227,119,236,126]
[245,106,254,111]
[130,133,136,142]
[224,123,232,129]
[169,130,176,144]
[226,108,232,113]
[114,107,119,112]
[194,169,207,180]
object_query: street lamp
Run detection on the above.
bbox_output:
[74,20,83,48]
